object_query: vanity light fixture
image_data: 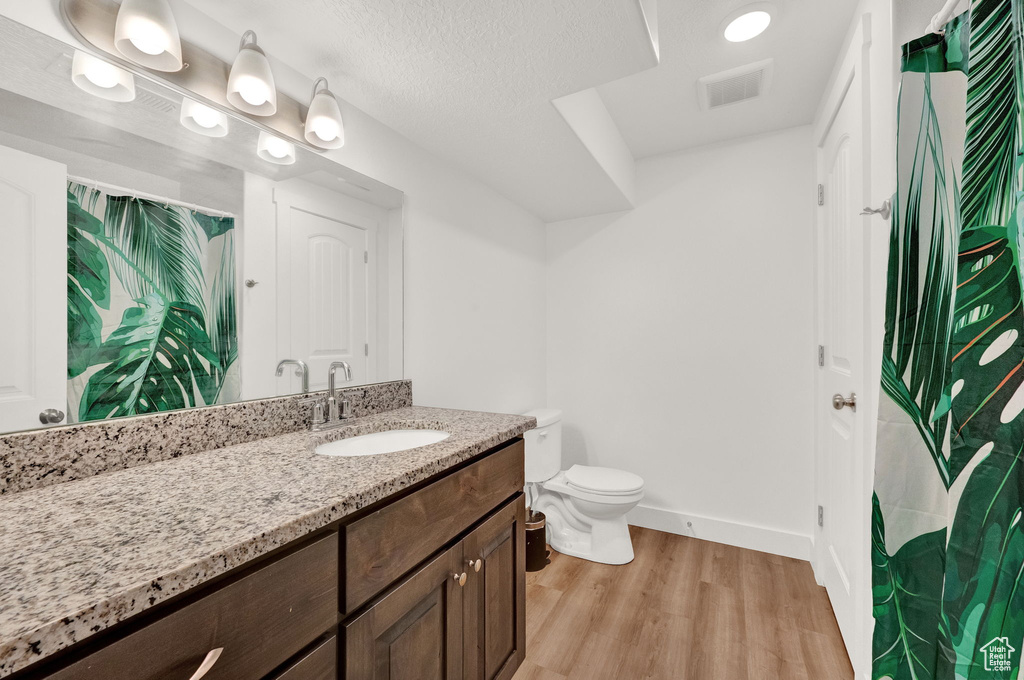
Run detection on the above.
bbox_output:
[304,77,345,149]
[257,130,296,165]
[180,97,229,137]
[71,50,136,102]
[723,7,772,42]
[227,31,277,116]
[113,0,183,71]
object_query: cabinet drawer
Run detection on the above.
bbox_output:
[343,440,524,614]
[274,636,337,680]
[48,532,339,680]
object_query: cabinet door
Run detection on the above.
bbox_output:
[344,543,465,680]
[462,496,526,680]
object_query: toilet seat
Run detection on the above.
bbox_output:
[565,465,644,496]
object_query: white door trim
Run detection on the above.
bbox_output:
[813,12,875,680]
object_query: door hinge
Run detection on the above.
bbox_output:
[364,343,369,357]
[818,345,825,367]
[817,184,825,206]
[364,251,369,264]
[818,505,824,527]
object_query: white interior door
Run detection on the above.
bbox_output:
[0,144,67,432]
[814,19,872,677]
[275,187,372,394]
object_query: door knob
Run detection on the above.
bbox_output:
[453,572,467,587]
[832,393,857,412]
[468,558,482,572]
[39,408,65,424]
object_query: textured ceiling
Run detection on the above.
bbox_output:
[597,0,861,160]
[190,0,860,219]
[192,0,657,221]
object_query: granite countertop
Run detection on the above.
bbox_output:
[0,406,535,677]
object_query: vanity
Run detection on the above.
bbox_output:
[0,7,535,679]
[0,394,536,680]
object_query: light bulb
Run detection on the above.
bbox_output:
[85,60,120,89]
[236,75,270,106]
[190,105,220,129]
[71,51,136,102]
[113,0,182,71]
[265,136,290,158]
[127,18,169,55]
[311,117,340,142]
[724,11,771,42]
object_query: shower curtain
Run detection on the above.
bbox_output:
[873,1,1024,678]
[66,182,239,422]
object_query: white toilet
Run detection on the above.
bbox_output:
[524,409,644,565]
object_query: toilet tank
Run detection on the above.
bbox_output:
[522,409,563,483]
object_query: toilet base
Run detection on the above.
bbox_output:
[532,485,638,565]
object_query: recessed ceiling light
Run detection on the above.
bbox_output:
[724,10,772,42]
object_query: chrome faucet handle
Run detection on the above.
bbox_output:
[311,400,327,426]
[340,398,353,420]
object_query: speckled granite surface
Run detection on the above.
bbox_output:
[0,380,412,495]
[0,406,535,677]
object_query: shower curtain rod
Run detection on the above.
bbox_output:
[928,0,963,34]
[67,175,237,219]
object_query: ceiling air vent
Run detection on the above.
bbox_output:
[134,84,178,114]
[698,59,774,110]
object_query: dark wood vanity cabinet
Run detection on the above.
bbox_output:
[44,533,340,680]
[24,439,526,680]
[343,496,526,680]
[462,498,526,680]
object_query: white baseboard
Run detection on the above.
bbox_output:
[627,504,814,561]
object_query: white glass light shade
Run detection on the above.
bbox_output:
[71,50,136,102]
[724,11,772,42]
[304,78,345,149]
[227,32,277,116]
[257,131,295,165]
[180,98,229,137]
[114,0,183,71]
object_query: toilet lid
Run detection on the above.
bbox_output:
[565,465,644,495]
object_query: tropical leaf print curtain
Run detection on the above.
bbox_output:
[66,181,239,422]
[873,2,1024,678]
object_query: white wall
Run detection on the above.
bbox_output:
[0,2,549,416]
[546,126,817,559]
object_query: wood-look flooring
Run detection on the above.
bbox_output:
[512,526,853,680]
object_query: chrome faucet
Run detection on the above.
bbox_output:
[275,359,310,393]
[327,361,353,422]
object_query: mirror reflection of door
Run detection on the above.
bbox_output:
[274,184,380,394]
[0,144,67,432]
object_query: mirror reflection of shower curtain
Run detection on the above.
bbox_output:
[872,3,1024,678]
[66,181,240,422]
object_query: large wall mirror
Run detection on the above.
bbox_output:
[0,15,404,436]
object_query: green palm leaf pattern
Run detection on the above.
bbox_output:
[203,231,237,405]
[67,190,109,378]
[875,2,1024,678]
[79,293,220,419]
[872,495,946,680]
[67,182,238,421]
[880,66,958,488]
[961,0,1024,229]
[103,194,207,314]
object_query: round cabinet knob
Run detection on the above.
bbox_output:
[453,572,467,587]
[468,558,482,572]
[38,409,65,424]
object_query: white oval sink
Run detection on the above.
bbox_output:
[315,429,450,457]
